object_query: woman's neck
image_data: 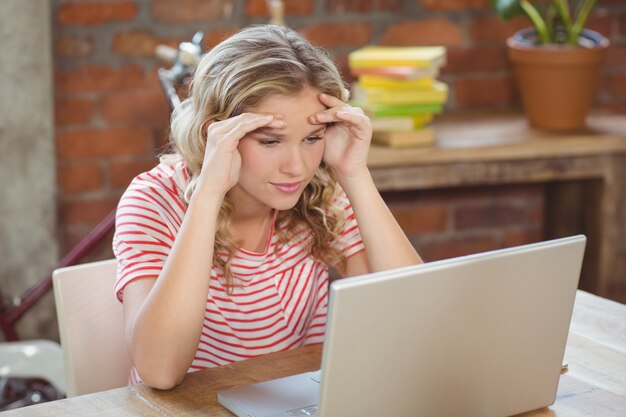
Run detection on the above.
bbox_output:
[231,204,274,224]
[230,208,276,253]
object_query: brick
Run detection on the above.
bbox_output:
[608,103,626,114]
[300,22,373,48]
[454,77,517,107]
[332,55,352,83]
[609,73,626,97]
[417,235,498,261]
[454,203,527,230]
[100,89,170,128]
[491,184,544,200]
[419,185,544,206]
[418,187,492,204]
[61,197,120,226]
[530,204,545,225]
[442,46,506,74]
[380,19,463,47]
[55,35,94,58]
[470,15,529,42]
[585,14,613,38]
[151,0,235,23]
[246,0,314,17]
[141,66,180,122]
[501,230,543,247]
[56,127,153,159]
[146,66,169,90]
[327,0,403,13]
[389,205,448,234]
[55,96,95,126]
[597,71,611,103]
[110,159,158,188]
[605,44,626,67]
[620,14,626,36]
[58,162,103,194]
[57,1,139,26]
[381,190,421,205]
[202,28,239,50]
[55,64,146,93]
[419,0,489,12]
[113,30,180,58]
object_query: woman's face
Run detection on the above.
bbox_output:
[229,86,328,214]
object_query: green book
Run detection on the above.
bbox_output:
[353,102,443,117]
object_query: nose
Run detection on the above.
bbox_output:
[278,144,307,177]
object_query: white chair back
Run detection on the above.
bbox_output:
[53,259,131,397]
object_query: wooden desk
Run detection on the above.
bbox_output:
[5,290,625,416]
[367,112,626,299]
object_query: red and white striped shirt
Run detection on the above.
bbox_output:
[113,161,364,384]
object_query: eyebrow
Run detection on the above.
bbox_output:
[253,126,326,138]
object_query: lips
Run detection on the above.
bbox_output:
[271,181,302,194]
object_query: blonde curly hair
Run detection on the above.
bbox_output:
[164,25,349,288]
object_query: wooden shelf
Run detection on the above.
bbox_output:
[368,112,626,167]
[366,111,626,300]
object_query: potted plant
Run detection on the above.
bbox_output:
[492,0,609,130]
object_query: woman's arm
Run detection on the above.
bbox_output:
[121,193,222,390]
[339,170,422,273]
[311,94,422,276]
[120,113,285,389]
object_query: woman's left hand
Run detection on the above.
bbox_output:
[309,93,372,181]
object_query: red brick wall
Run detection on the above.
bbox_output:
[385,184,545,262]
[52,0,626,260]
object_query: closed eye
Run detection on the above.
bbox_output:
[258,138,280,146]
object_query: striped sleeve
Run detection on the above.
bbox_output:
[112,175,180,301]
[333,188,365,258]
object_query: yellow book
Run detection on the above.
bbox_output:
[363,81,448,105]
[360,75,434,90]
[349,46,446,69]
[371,114,433,132]
[372,127,435,148]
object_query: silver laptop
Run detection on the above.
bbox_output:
[218,235,586,417]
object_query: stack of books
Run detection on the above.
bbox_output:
[348,46,448,148]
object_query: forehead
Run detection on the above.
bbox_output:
[249,86,326,120]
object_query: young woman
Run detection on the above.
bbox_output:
[113,25,422,390]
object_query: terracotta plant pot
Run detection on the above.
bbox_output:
[507,28,609,131]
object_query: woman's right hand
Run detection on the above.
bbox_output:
[195,113,284,199]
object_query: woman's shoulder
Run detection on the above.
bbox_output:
[131,159,187,186]
[122,159,189,203]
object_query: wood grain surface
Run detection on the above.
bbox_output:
[5,291,625,417]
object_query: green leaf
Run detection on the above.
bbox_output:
[490,0,525,20]
[520,0,550,44]
[570,0,596,44]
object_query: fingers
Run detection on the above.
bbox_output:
[335,111,372,142]
[309,96,366,126]
[319,92,346,107]
[227,113,285,139]
[336,109,370,131]
[207,113,286,146]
